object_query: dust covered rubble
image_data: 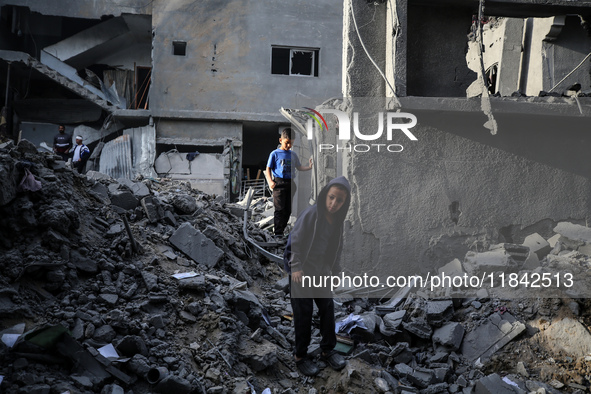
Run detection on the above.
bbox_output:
[2,141,591,393]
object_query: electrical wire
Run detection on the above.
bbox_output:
[548,50,591,92]
[348,0,397,98]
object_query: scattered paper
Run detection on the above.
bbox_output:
[335,314,368,334]
[1,333,21,348]
[502,377,519,387]
[172,271,198,279]
[97,343,120,360]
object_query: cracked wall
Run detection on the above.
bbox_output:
[341,106,591,278]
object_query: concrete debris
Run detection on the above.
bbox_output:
[1,144,590,393]
[464,244,529,275]
[169,223,224,268]
[461,312,526,362]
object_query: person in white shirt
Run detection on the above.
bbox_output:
[72,135,91,173]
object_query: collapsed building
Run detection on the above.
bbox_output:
[2,141,591,393]
[0,0,342,205]
[4,0,591,393]
[329,0,591,281]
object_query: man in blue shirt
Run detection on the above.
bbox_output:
[264,127,313,237]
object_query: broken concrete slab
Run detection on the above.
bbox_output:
[474,373,526,394]
[141,196,163,223]
[169,223,224,268]
[426,300,454,327]
[553,222,591,244]
[463,244,529,275]
[172,194,197,214]
[379,310,405,336]
[432,322,465,351]
[402,319,432,339]
[109,190,139,211]
[522,233,551,259]
[116,178,150,199]
[460,312,526,362]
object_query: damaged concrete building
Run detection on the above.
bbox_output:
[0,0,342,200]
[330,0,591,280]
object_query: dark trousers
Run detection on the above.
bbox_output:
[273,178,296,236]
[290,279,336,358]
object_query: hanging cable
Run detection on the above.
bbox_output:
[349,0,397,98]
[548,51,591,93]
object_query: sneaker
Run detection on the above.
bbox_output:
[320,350,346,371]
[296,357,320,376]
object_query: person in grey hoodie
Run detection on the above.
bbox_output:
[283,176,351,377]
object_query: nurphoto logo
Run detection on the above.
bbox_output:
[302,108,418,153]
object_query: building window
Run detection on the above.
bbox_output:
[173,41,187,56]
[272,47,319,77]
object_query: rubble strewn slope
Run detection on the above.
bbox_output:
[2,140,591,394]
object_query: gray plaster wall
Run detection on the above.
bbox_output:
[156,120,241,146]
[2,0,151,18]
[150,0,342,120]
[341,101,591,278]
[406,4,475,97]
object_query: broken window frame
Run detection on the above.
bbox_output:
[271,46,320,77]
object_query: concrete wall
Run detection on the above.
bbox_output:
[341,100,591,278]
[156,120,242,146]
[150,0,343,120]
[2,1,151,18]
[406,4,475,97]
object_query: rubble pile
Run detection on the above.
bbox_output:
[2,140,591,393]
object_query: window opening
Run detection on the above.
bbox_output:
[272,47,319,77]
[173,41,187,56]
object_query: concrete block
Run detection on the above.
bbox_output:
[172,194,197,214]
[380,370,399,389]
[394,363,413,377]
[116,335,148,357]
[117,178,150,199]
[474,373,526,394]
[141,196,162,223]
[402,319,432,339]
[233,289,263,312]
[460,312,525,362]
[522,252,540,270]
[93,325,116,343]
[407,367,433,388]
[169,223,224,268]
[547,234,561,248]
[438,258,464,277]
[110,190,139,210]
[142,271,159,291]
[99,294,118,305]
[163,210,177,226]
[432,322,465,351]
[91,182,111,204]
[464,244,528,275]
[522,233,551,259]
[553,222,591,244]
[426,300,454,327]
[380,310,406,336]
